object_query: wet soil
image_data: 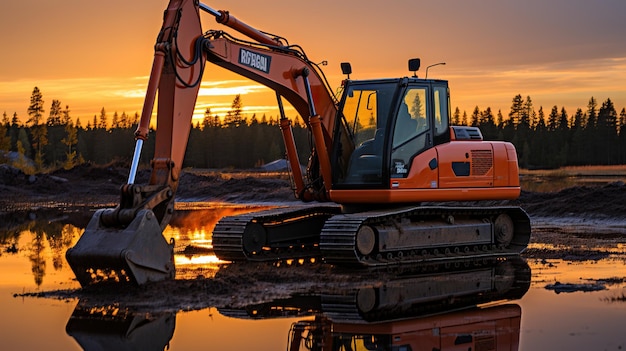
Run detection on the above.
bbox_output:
[2,164,626,311]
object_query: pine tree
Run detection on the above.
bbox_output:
[224,95,244,126]
[523,96,535,128]
[558,107,569,131]
[111,111,120,129]
[26,87,48,170]
[99,107,108,130]
[586,97,597,129]
[61,106,79,169]
[61,105,71,125]
[120,112,129,129]
[535,107,546,131]
[0,123,10,163]
[547,106,559,131]
[202,107,214,129]
[508,94,524,127]
[47,99,62,126]
[470,106,480,126]
[461,111,468,126]
[452,107,461,125]
[27,87,45,126]
[597,98,618,164]
[569,108,585,164]
[479,107,497,139]
[250,113,259,125]
[496,110,504,129]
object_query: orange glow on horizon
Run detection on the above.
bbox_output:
[2,1,626,127]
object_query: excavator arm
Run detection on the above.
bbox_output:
[67,0,343,286]
[125,0,340,228]
[107,0,342,230]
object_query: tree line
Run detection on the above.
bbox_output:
[455,95,626,168]
[1,87,625,174]
[0,87,312,173]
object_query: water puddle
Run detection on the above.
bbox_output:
[1,204,625,350]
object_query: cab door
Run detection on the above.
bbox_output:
[390,82,449,179]
[333,81,397,187]
[390,85,432,178]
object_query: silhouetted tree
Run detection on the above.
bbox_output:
[224,95,244,127]
[61,105,79,169]
[452,107,461,125]
[26,87,48,170]
[508,94,524,127]
[99,107,108,130]
[47,99,62,126]
[0,123,10,163]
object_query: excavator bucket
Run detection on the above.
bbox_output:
[66,209,175,287]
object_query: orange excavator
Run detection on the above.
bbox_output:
[66,0,530,286]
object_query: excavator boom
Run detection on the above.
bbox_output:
[67,0,340,286]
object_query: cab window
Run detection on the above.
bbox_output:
[338,83,394,185]
[390,86,430,178]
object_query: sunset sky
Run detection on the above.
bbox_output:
[2,0,626,126]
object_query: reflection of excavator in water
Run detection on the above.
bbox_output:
[222,256,530,351]
[66,0,531,286]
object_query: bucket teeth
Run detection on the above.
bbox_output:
[66,209,175,287]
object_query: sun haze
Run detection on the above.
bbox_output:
[1,0,625,124]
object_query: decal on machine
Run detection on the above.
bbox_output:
[239,48,272,74]
[393,161,408,176]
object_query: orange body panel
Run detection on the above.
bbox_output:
[330,187,520,204]
[330,139,520,204]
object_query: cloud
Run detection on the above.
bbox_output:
[198,81,268,97]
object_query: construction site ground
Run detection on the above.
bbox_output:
[2,163,625,311]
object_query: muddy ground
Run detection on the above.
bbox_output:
[2,163,626,311]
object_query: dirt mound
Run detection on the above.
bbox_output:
[177,173,293,202]
[0,164,75,200]
[1,163,625,220]
[50,163,132,184]
[19,262,382,312]
[518,181,626,219]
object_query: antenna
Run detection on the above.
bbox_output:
[425,62,446,79]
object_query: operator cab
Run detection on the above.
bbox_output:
[331,62,451,189]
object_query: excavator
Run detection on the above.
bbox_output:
[66,0,531,286]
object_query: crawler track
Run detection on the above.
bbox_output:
[212,205,340,262]
[319,206,531,266]
[213,204,530,266]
